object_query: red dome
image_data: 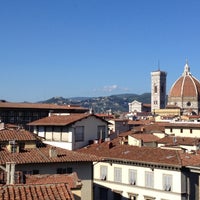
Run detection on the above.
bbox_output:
[168,63,200,98]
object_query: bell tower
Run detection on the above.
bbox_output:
[151,69,167,113]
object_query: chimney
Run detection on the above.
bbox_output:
[0,122,4,130]
[108,142,113,149]
[49,146,57,158]
[6,162,16,184]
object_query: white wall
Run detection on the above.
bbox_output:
[34,115,108,150]
[94,161,186,200]
[72,116,108,150]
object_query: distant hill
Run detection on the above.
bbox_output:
[40,93,151,113]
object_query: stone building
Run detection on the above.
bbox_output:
[151,70,167,112]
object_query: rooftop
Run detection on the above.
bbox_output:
[0,144,100,165]
[0,183,74,200]
[0,101,88,111]
[0,129,36,142]
[78,137,200,168]
[28,113,108,126]
[25,172,81,189]
[158,136,200,146]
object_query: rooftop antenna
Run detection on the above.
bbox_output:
[157,60,160,71]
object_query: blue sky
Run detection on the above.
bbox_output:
[1,0,200,102]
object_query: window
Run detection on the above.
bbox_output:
[100,165,107,180]
[23,171,32,175]
[187,101,191,106]
[57,168,66,174]
[9,141,17,153]
[154,85,157,93]
[129,194,138,200]
[144,196,156,200]
[97,125,106,140]
[33,170,39,175]
[19,142,25,152]
[145,171,154,188]
[62,132,69,142]
[75,126,84,142]
[180,128,183,133]
[190,129,192,134]
[67,167,73,173]
[114,167,122,183]
[53,127,61,141]
[163,174,172,191]
[129,169,137,185]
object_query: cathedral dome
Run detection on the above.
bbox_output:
[168,63,200,98]
[168,62,200,115]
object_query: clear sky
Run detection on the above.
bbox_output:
[1,0,200,102]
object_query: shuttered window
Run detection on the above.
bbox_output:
[145,171,154,188]
[114,167,122,183]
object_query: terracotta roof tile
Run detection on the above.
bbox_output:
[128,120,152,125]
[78,138,200,167]
[28,114,91,126]
[158,136,200,146]
[0,145,100,165]
[130,133,160,142]
[0,129,36,142]
[28,114,108,126]
[0,102,87,111]
[0,183,74,200]
[128,122,165,133]
[25,172,81,189]
[164,122,200,128]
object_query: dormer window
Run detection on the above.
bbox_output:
[9,140,17,153]
[19,142,25,152]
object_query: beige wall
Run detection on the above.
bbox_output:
[15,161,94,200]
[165,126,200,138]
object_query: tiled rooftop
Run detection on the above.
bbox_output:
[0,129,36,142]
[25,172,81,189]
[164,122,200,128]
[28,113,108,126]
[158,136,200,146]
[0,183,74,200]
[129,122,165,133]
[0,102,87,111]
[130,133,160,142]
[78,137,200,167]
[0,145,100,165]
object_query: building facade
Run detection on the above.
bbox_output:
[79,138,200,200]
[29,113,109,150]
